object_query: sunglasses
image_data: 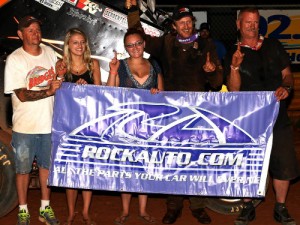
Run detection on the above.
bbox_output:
[125,40,144,48]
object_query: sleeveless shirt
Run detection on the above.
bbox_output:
[118,58,161,90]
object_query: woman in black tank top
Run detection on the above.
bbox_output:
[56,28,101,86]
[55,28,101,225]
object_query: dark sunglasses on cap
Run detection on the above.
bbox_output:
[125,40,144,48]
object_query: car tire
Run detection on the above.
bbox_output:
[0,135,18,218]
[206,197,262,215]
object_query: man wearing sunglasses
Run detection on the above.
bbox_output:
[125,1,223,224]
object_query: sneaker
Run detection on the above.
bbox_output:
[17,209,30,225]
[39,206,60,225]
[234,202,255,225]
[274,203,296,225]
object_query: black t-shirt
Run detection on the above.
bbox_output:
[224,37,291,127]
[224,38,290,91]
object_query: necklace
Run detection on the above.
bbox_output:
[239,35,264,51]
[72,62,86,74]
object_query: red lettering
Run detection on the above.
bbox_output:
[28,67,56,89]
[29,78,35,89]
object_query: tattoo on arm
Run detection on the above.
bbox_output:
[14,88,49,102]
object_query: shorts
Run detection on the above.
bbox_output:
[269,125,300,180]
[11,131,52,174]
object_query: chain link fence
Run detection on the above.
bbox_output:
[159,5,300,71]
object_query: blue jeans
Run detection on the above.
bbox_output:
[12,131,52,174]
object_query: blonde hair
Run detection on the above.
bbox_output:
[63,28,94,80]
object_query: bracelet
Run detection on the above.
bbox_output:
[230,65,239,70]
[283,86,292,94]
[109,72,118,76]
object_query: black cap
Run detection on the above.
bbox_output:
[199,23,210,31]
[172,5,193,21]
[18,16,41,30]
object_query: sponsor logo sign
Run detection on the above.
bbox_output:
[259,10,300,64]
[62,0,77,6]
[35,0,64,11]
[66,7,98,25]
[76,0,102,15]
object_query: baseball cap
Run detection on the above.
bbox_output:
[18,16,42,30]
[172,5,193,21]
[199,23,210,31]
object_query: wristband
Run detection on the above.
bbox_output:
[230,65,239,70]
[283,86,292,94]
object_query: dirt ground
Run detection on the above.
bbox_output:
[1,128,300,225]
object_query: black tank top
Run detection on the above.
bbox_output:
[65,70,93,84]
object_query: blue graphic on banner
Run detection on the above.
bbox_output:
[49,83,279,198]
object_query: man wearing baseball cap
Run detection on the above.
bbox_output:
[199,23,211,36]
[17,15,42,30]
[198,22,227,63]
[125,1,223,224]
[4,15,61,225]
[171,5,194,21]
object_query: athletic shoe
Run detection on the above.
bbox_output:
[39,206,60,225]
[17,209,30,225]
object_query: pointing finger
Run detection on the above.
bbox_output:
[237,42,241,51]
[206,52,210,63]
[113,50,118,59]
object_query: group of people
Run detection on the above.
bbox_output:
[3,0,299,225]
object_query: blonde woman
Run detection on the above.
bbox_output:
[56,28,101,225]
[56,28,101,85]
